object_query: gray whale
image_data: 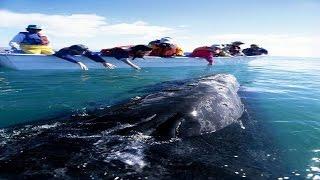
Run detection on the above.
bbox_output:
[95,73,244,139]
[0,74,250,179]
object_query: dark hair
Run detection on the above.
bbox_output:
[69,44,89,51]
[130,45,152,53]
[130,45,152,60]
[26,28,41,31]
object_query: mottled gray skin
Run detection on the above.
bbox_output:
[98,74,244,139]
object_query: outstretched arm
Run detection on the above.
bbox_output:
[9,33,25,50]
[54,54,88,70]
[121,58,141,70]
[84,51,116,69]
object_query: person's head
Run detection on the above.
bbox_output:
[69,44,89,54]
[26,25,42,34]
[158,42,173,49]
[130,45,153,59]
[211,44,221,49]
[159,37,172,44]
[231,41,244,46]
[210,45,222,54]
[250,44,259,49]
[148,40,160,47]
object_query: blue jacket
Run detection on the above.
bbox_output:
[19,32,43,45]
[54,46,106,64]
[242,48,268,56]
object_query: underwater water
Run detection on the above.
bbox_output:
[0,56,319,179]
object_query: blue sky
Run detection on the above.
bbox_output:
[0,0,319,56]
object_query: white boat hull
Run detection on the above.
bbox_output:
[0,53,260,70]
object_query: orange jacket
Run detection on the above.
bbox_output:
[175,46,184,56]
[149,43,183,57]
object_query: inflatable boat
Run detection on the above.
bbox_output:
[0,53,260,70]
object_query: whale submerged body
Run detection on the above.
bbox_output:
[0,74,253,178]
[90,73,244,139]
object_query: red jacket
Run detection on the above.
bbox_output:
[190,46,214,63]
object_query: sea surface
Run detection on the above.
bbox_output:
[0,56,319,179]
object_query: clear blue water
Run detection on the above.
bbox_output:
[0,56,319,178]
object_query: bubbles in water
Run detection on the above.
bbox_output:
[190,110,198,117]
[311,167,320,172]
[313,175,320,180]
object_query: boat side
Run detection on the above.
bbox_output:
[0,53,260,70]
[0,53,106,70]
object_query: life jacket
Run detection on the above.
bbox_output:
[20,32,50,45]
[149,43,179,57]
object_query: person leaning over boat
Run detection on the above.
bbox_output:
[54,44,116,70]
[190,46,221,65]
[228,41,245,56]
[211,45,232,57]
[242,44,268,56]
[9,25,54,55]
[148,37,184,57]
[100,45,153,70]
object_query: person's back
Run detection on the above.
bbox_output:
[190,46,214,65]
[54,44,116,70]
[243,48,268,56]
[55,45,89,56]
[101,45,152,59]
[101,45,152,70]
[9,25,54,55]
[101,47,130,60]
[243,44,268,56]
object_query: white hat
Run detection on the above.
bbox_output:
[160,37,173,44]
[211,44,222,49]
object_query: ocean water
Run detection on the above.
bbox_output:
[0,56,319,178]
